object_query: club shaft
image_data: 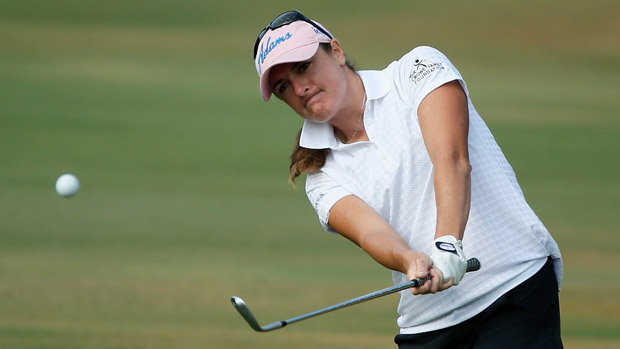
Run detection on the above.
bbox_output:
[251,258,481,331]
[283,277,427,327]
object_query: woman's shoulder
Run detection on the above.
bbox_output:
[385,45,466,107]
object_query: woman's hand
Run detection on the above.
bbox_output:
[404,251,455,295]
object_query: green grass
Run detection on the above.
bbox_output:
[1,0,619,347]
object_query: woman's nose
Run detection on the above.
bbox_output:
[293,79,309,97]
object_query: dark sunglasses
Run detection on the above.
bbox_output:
[253,10,333,59]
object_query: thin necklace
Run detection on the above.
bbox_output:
[349,92,366,142]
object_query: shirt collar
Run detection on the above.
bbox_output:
[299,69,392,149]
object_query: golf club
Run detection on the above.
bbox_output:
[231,257,481,332]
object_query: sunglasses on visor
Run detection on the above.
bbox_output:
[253,10,333,59]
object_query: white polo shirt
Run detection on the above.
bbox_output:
[301,46,563,333]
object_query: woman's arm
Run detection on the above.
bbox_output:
[329,195,452,295]
[418,80,471,284]
[418,80,471,241]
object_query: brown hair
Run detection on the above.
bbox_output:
[288,44,357,188]
[288,129,329,188]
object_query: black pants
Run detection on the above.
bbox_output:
[395,258,562,348]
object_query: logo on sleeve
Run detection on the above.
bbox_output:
[409,58,445,85]
[313,192,327,210]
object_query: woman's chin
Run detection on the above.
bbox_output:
[308,115,330,124]
[307,106,331,123]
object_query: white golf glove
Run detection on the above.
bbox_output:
[430,235,467,285]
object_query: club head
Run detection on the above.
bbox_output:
[231,296,286,332]
[231,296,264,332]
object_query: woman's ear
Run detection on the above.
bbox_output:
[329,39,347,66]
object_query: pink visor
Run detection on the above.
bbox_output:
[255,20,332,101]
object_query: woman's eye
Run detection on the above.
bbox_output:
[278,82,289,94]
[299,62,310,72]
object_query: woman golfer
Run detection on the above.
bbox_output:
[253,10,563,348]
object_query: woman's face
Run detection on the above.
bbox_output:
[268,41,349,123]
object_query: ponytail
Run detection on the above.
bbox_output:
[289,129,328,188]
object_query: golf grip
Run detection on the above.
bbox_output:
[411,257,481,287]
[466,257,481,272]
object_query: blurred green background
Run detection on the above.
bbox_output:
[1,0,618,347]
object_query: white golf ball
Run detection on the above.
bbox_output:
[55,173,80,197]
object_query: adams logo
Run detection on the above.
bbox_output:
[409,58,445,84]
[256,32,293,75]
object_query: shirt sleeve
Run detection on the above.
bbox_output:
[305,171,351,234]
[395,46,469,111]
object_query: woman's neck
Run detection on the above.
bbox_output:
[332,71,367,144]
